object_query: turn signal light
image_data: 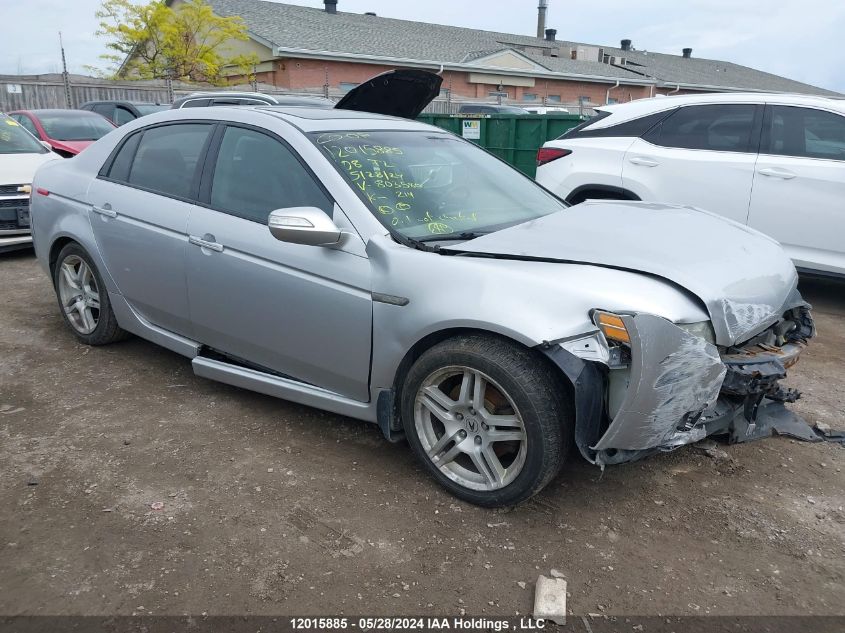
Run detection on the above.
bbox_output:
[594,311,631,344]
[537,147,572,166]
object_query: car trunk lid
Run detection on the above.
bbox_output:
[334,69,442,119]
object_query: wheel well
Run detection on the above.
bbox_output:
[48,237,76,275]
[387,328,574,429]
[566,185,640,206]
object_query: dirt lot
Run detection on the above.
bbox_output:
[1,250,843,618]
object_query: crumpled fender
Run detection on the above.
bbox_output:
[592,314,726,451]
[541,314,727,464]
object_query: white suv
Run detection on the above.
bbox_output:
[536,93,845,276]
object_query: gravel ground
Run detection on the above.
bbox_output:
[1,250,843,617]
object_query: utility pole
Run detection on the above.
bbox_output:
[59,32,72,108]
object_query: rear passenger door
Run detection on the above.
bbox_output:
[622,104,761,223]
[86,122,215,337]
[747,105,845,274]
[185,124,373,401]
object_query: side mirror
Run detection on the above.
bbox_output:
[40,141,52,151]
[268,207,342,246]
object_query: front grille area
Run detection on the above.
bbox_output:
[0,184,25,195]
[0,198,29,209]
[0,200,30,230]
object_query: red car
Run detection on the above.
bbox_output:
[8,109,116,157]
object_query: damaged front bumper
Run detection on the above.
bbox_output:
[542,302,815,467]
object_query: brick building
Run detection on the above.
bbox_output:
[166,0,838,108]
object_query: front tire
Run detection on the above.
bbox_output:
[401,334,572,507]
[53,243,127,345]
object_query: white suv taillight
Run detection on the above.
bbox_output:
[536,147,572,166]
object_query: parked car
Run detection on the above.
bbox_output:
[458,103,530,115]
[0,113,60,252]
[8,109,116,157]
[80,101,170,126]
[29,71,815,507]
[171,92,335,109]
[536,92,845,277]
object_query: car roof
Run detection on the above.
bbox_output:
[127,105,439,134]
[256,106,435,132]
[84,100,164,105]
[11,108,105,117]
[582,92,845,130]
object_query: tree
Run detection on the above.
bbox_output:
[95,0,259,84]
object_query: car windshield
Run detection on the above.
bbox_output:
[134,104,169,115]
[0,116,47,154]
[38,113,114,141]
[311,130,566,240]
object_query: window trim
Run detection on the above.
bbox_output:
[197,121,336,224]
[760,104,845,163]
[642,103,763,154]
[96,120,219,205]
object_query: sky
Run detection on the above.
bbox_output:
[2,0,843,93]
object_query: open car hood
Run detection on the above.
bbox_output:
[444,201,799,346]
[334,69,442,119]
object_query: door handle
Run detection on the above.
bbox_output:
[189,235,224,253]
[629,156,659,167]
[758,168,796,180]
[92,205,117,218]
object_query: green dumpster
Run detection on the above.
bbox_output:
[417,113,585,178]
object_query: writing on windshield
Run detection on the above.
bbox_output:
[312,130,564,240]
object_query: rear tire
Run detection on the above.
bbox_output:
[53,243,127,346]
[401,334,572,507]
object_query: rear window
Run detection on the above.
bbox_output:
[559,109,674,140]
[38,112,115,141]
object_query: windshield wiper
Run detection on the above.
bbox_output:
[417,231,490,243]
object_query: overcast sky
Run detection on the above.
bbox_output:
[2,0,843,93]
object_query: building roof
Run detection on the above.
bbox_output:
[204,0,840,96]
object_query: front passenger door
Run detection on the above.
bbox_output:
[185,124,373,401]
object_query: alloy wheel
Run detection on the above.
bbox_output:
[414,366,528,491]
[57,255,101,335]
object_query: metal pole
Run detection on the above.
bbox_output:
[324,65,330,99]
[59,32,72,108]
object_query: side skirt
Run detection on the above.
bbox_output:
[191,355,377,424]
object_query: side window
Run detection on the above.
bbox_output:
[13,114,39,137]
[210,126,333,223]
[127,124,213,199]
[764,106,845,161]
[181,98,212,108]
[211,98,244,106]
[114,107,136,126]
[105,132,142,181]
[644,104,756,153]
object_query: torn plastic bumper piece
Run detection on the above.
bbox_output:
[541,310,815,468]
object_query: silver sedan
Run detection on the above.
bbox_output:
[30,104,814,507]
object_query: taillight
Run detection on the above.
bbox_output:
[537,147,572,166]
